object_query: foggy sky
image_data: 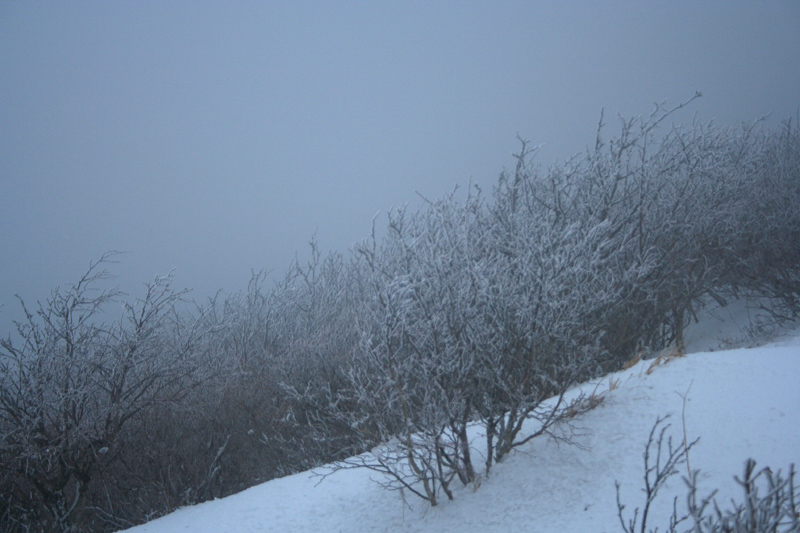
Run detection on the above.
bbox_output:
[2,1,799,332]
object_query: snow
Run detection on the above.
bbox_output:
[682,296,800,353]
[123,304,800,532]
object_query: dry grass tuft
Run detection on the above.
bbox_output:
[645,345,685,375]
[621,354,641,371]
[563,393,605,419]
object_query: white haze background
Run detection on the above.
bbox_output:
[2,2,799,332]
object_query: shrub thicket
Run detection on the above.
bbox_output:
[2,99,799,530]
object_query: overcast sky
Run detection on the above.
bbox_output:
[1,1,799,330]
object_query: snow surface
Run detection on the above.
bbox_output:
[124,304,800,532]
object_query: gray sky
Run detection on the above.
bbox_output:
[1,1,799,330]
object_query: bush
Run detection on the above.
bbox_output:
[617,417,799,532]
[3,98,800,528]
[0,254,200,531]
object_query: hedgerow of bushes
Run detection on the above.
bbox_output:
[2,97,799,530]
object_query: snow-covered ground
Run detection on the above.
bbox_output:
[124,301,800,532]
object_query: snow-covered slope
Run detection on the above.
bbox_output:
[124,306,800,532]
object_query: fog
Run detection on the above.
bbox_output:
[1,1,798,332]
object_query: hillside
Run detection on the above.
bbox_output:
[124,302,800,532]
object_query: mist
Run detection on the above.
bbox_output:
[2,1,798,332]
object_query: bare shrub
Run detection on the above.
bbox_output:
[617,417,799,532]
[0,254,200,531]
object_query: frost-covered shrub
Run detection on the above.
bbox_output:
[4,98,800,527]
[287,98,800,507]
[0,254,203,531]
